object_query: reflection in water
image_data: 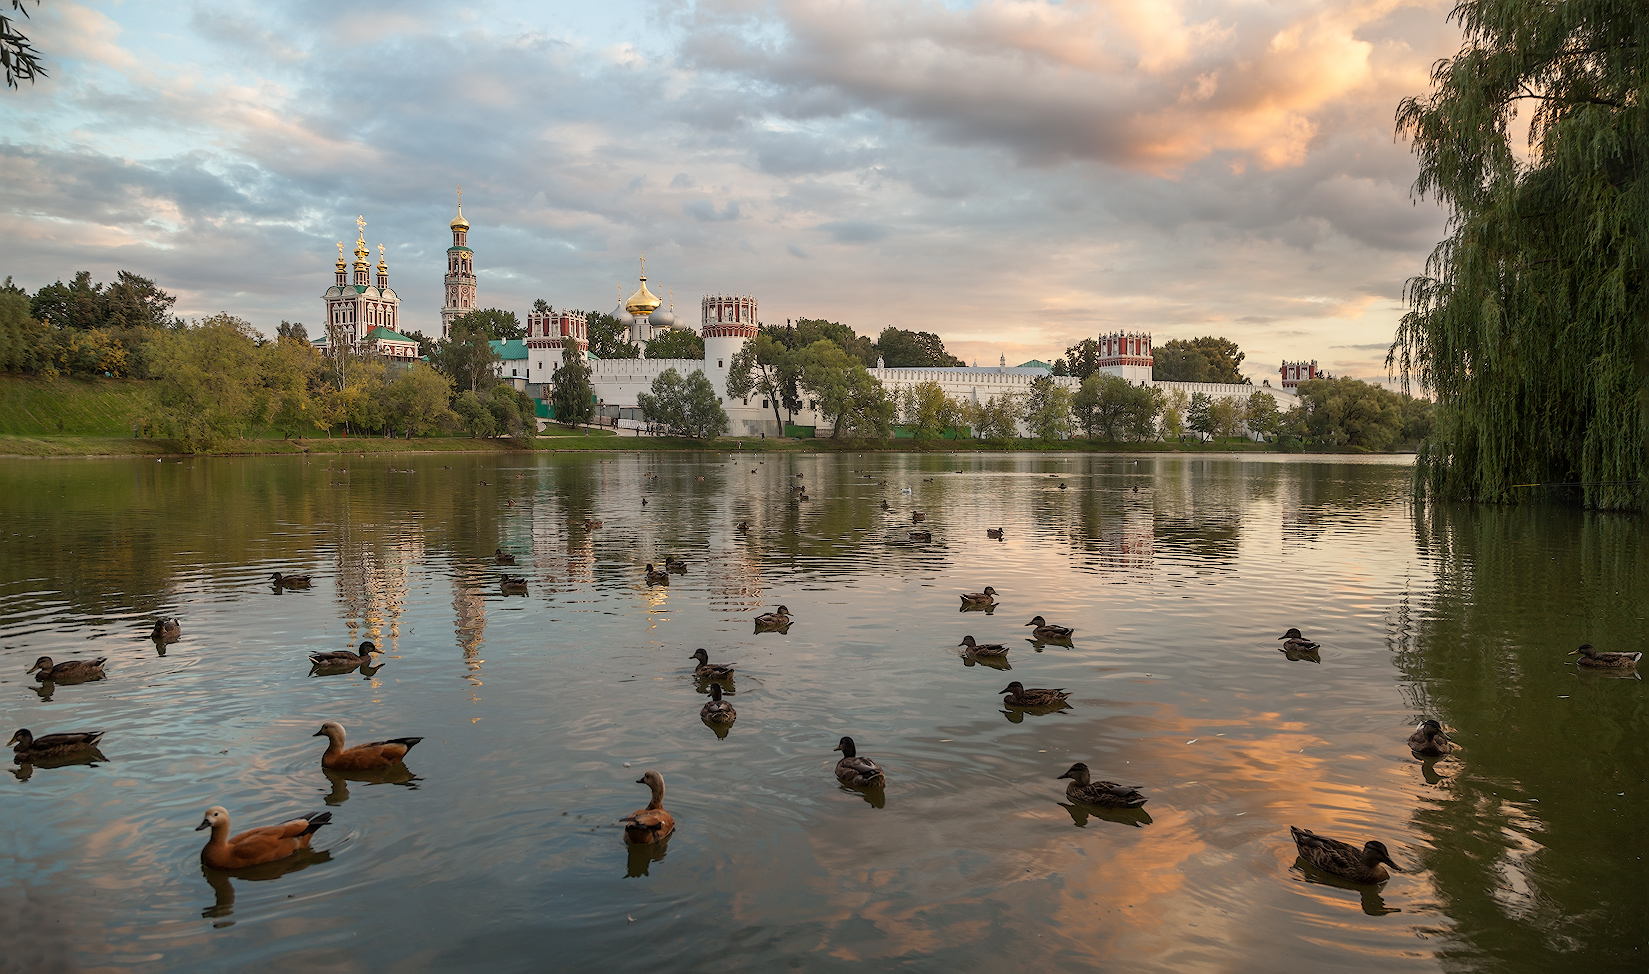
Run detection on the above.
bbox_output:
[201,850,332,920]
[1292,860,1401,916]
[10,748,108,780]
[625,840,669,878]
[321,765,419,806]
[1059,801,1153,829]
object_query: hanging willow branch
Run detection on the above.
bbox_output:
[1390,0,1649,511]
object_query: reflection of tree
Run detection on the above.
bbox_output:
[1396,503,1649,968]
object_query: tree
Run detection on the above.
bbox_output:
[1296,377,1408,451]
[150,314,263,451]
[1391,0,1648,509]
[875,327,964,367]
[901,380,964,438]
[645,328,705,360]
[1022,376,1073,440]
[488,384,537,438]
[1051,358,1069,376]
[584,311,640,359]
[638,367,729,439]
[2,0,45,88]
[1063,339,1104,381]
[550,343,595,427]
[450,308,523,341]
[1161,388,1187,440]
[1244,391,1281,440]
[430,318,499,393]
[0,290,49,373]
[1152,342,1211,382]
[259,334,323,437]
[452,390,497,438]
[276,320,309,343]
[1074,373,1163,441]
[387,362,457,435]
[1209,397,1242,438]
[793,318,876,366]
[1186,392,1214,438]
[969,393,1022,441]
[726,330,799,431]
[795,340,893,439]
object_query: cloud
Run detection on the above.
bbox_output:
[683,198,743,221]
[815,220,888,244]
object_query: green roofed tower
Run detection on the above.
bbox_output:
[440,187,477,339]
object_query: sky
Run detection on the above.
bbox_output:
[0,0,1465,383]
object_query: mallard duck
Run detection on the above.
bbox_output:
[494,548,516,565]
[1058,482,1068,490]
[833,736,885,787]
[909,530,932,542]
[151,618,181,642]
[1025,616,1074,640]
[1057,763,1147,808]
[644,564,669,585]
[621,770,676,845]
[700,684,736,724]
[585,517,604,529]
[1278,642,1321,663]
[271,572,312,588]
[1278,628,1321,653]
[27,656,107,684]
[911,512,926,522]
[959,635,1009,657]
[736,520,750,533]
[308,641,382,667]
[500,575,528,592]
[665,556,687,573]
[1289,826,1401,884]
[197,806,332,870]
[986,528,1004,539]
[689,648,735,680]
[1406,719,1456,757]
[10,728,105,761]
[1000,681,1071,707]
[880,500,891,511]
[313,720,423,771]
[1569,644,1642,669]
[754,605,791,628]
[960,586,999,606]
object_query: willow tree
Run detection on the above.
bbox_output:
[1392,0,1648,510]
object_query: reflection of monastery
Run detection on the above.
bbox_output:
[319,201,1308,436]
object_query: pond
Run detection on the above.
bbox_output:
[0,452,1644,972]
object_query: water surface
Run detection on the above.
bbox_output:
[0,452,1644,972]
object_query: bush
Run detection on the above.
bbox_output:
[637,367,729,439]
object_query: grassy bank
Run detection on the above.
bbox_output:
[0,375,159,436]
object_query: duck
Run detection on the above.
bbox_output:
[833,737,885,787]
[500,575,529,592]
[584,517,604,530]
[1058,483,1068,490]
[880,500,890,511]
[1289,826,1402,884]
[620,770,676,845]
[308,641,383,668]
[665,556,687,573]
[1569,643,1642,669]
[911,512,926,522]
[736,520,750,533]
[151,618,181,642]
[644,564,670,585]
[1277,628,1321,654]
[271,572,312,588]
[959,635,1009,657]
[1025,616,1074,640]
[1057,763,1147,808]
[689,648,736,680]
[754,605,792,628]
[494,548,516,565]
[10,728,105,761]
[959,586,999,606]
[986,528,1004,540]
[700,684,737,724]
[197,806,333,870]
[1406,719,1457,757]
[1000,681,1071,707]
[313,721,423,771]
[27,656,107,684]
[909,530,932,542]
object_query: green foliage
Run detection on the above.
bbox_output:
[795,340,893,439]
[727,329,802,428]
[1051,358,1069,376]
[550,344,595,427]
[388,363,458,435]
[1022,375,1073,440]
[1154,337,1248,383]
[3,0,45,89]
[1391,0,1649,509]
[644,328,705,360]
[276,320,309,343]
[1073,373,1163,441]
[150,314,263,451]
[1244,391,1282,439]
[969,393,1022,441]
[1295,377,1413,451]
[1063,339,1103,381]
[791,318,876,366]
[452,390,497,438]
[30,270,178,331]
[1208,397,1242,438]
[899,380,966,438]
[449,308,523,341]
[488,384,537,438]
[1186,392,1214,438]
[585,312,640,359]
[1161,388,1187,439]
[637,367,729,439]
[875,327,963,367]
[430,319,499,393]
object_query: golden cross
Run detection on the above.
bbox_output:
[639,253,646,279]
[457,186,462,208]
[356,214,366,237]
[336,241,343,258]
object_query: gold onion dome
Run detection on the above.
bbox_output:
[626,277,662,316]
[450,204,469,230]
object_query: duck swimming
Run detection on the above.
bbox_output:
[1000,681,1071,707]
[665,556,687,573]
[1568,644,1642,669]
[1406,719,1457,757]
[700,684,736,724]
[1057,763,1147,808]
[271,572,312,588]
[313,721,423,771]
[1025,616,1073,640]
[494,548,516,565]
[27,656,107,684]
[1277,628,1321,653]
[833,737,885,787]
[754,605,792,629]
[908,530,932,542]
[500,575,528,593]
[151,619,181,643]
[689,648,736,681]
[644,564,670,585]
[986,528,1004,539]
[621,770,675,845]
[10,728,105,762]
[1289,826,1401,884]
[959,635,1009,658]
[308,641,383,668]
[197,806,332,870]
[960,586,998,606]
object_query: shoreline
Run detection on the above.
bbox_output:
[0,433,1409,460]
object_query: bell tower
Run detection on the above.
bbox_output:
[440,187,477,338]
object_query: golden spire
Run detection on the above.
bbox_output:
[354,215,369,263]
[335,241,345,270]
[377,244,388,274]
[450,185,470,230]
